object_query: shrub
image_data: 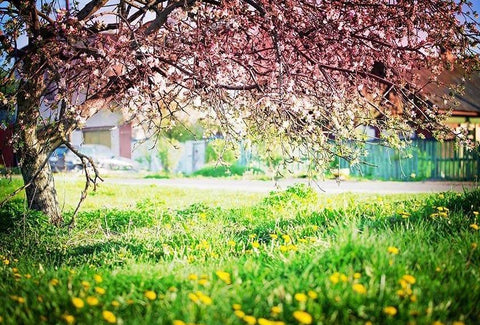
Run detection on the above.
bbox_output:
[192,164,264,177]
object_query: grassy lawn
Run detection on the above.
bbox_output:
[0,177,479,324]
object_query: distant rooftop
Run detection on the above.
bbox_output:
[420,67,480,116]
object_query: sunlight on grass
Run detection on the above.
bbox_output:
[0,178,479,324]
[52,175,266,211]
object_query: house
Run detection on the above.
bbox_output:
[340,67,480,180]
[421,67,480,142]
[70,110,132,158]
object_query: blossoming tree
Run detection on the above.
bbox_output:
[1,0,479,224]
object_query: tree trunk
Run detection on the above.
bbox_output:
[18,141,62,225]
[15,62,63,225]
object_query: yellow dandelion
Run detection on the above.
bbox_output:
[397,289,406,298]
[282,235,291,243]
[249,234,257,239]
[86,296,99,306]
[102,310,116,324]
[94,274,103,283]
[472,243,478,250]
[144,290,157,301]
[234,310,246,318]
[198,278,208,286]
[188,274,198,281]
[3,259,9,265]
[252,241,260,249]
[243,315,256,325]
[25,274,31,279]
[111,300,120,307]
[294,293,308,302]
[470,224,479,230]
[353,272,361,279]
[71,297,84,309]
[311,225,319,231]
[270,234,278,240]
[258,318,274,325]
[387,246,399,255]
[432,321,444,325]
[17,297,25,304]
[352,283,367,295]
[473,211,479,216]
[173,321,186,325]
[410,295,417,302]
[292,310,312,324]
[188,293,199,303]
[11,267,18,273]
[340,274,348,282]
[329,273,340,284]
[216,270,232,284]
[50,278,59,286]
[233,304,242,310]
[228,240,236,247]
[453,321,465,325]
[81,281,91,289]
[198,293,212,305]
[307,290,318,299]
[95,287,106,295]
[402,274,416,285]
[383,306,397,316]
[62,314,75,324]
[271,306,282,314]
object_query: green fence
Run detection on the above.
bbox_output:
[340,140,480,181]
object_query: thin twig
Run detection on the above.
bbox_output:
[63,142,104,229]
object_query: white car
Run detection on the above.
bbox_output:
[64,144,137,171]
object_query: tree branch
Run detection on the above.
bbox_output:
[77,0,109,21]
[63,141,104,229]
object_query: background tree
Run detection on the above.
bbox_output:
[0,0,479,224]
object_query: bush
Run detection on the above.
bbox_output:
[192,164,264,177]
[205,139,239,164]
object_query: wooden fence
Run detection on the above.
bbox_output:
[339,140,480,181]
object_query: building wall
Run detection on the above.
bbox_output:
[70,110,131,158]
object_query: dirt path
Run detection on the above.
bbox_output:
[101,177,478,194]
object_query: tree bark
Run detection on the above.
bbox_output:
[18,142,62,225]
[15,60,63,225]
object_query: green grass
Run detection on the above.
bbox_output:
[0,178,479,324]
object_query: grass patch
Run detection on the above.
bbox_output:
[0,179,479,324]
